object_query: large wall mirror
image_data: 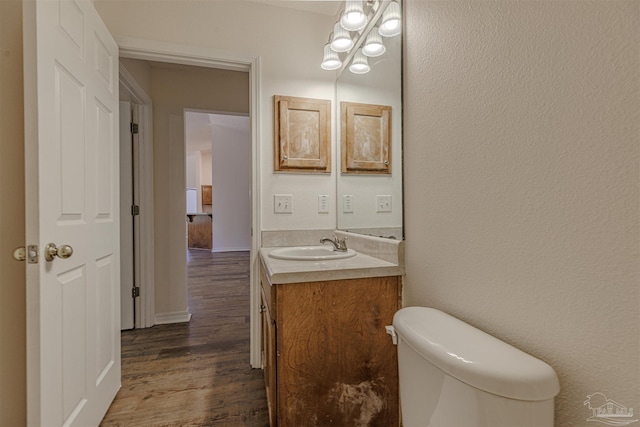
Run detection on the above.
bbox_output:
[336,0,403,239]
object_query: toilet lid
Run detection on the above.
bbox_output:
[393,307,560,401]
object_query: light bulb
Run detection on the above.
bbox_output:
[349,49,370,74]
[340,0,368,31]
[331,21,354,53]
[362,28,386,57]
[321,43,342,70]
[379,1,402,37]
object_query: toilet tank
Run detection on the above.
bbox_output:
[392,307,560,427]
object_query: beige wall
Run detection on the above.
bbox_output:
[120,57,151,97]
[94,0,337,232]
[403,1,639,425]
[0,0,26,424]
[149,64,249,315]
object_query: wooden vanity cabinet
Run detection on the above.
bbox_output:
[261,277,278,427]
[260,267,401,427]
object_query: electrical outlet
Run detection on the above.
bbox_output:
[376,195,392,213]
[274,194,293,214]
[318,195,329,214]
[343,195,354,213]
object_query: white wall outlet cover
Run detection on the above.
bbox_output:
[376,195,392,213]
[343,195,354,213]
[318,195,329,214]
[274,194,293,214]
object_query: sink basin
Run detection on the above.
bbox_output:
[268,246,357,261]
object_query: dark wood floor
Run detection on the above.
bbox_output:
[101,250,269,427]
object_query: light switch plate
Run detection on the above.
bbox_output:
[274,194,293,214]
[318,195,329,213]
[376,195,392,213]
[343,195,354,213]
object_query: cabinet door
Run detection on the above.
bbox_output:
[341,102,392,174]
[277,277,400,426]
[201,185,212,205]
[261,286,277,426]
[273,95,331,173]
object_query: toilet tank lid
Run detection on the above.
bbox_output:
[392,307,560,401]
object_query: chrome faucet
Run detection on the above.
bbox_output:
[320,235,348,252]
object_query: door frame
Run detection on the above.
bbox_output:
[116,37,263,367]
[119,65,154,328]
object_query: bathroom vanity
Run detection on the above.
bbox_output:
[260,239,403,427]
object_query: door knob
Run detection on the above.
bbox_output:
[44,243,73,262]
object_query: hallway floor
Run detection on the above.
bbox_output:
[101,250,269,426]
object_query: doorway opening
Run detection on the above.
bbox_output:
[119,100,140,330]
[118,60,252,329]
[109,45,264,423]
[116,39,262,370]
[185,111,251,254]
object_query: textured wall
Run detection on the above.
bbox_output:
[403,1,639,425]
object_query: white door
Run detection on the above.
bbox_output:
[23,0,121,425]
[119,101,134,330]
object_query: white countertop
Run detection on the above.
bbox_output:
[260,246,404,284]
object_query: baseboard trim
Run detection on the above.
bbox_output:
[154,309,192,325]
[212,246,251,253]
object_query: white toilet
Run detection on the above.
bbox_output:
[389,307,560,427]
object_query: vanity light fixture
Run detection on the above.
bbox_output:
[349,49,370,74]
[378,1,402,37]
[362,28,385,57]
[330,21,354,53]
[340,0,368,32]
[321,43,343,70]
[321,0,401,72]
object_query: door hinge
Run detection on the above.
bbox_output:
[130,123,139,134]
[132,287,140,298]
[131,205,140,216]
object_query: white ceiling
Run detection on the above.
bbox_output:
[245,0,341,17]
[185,112,250,153]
